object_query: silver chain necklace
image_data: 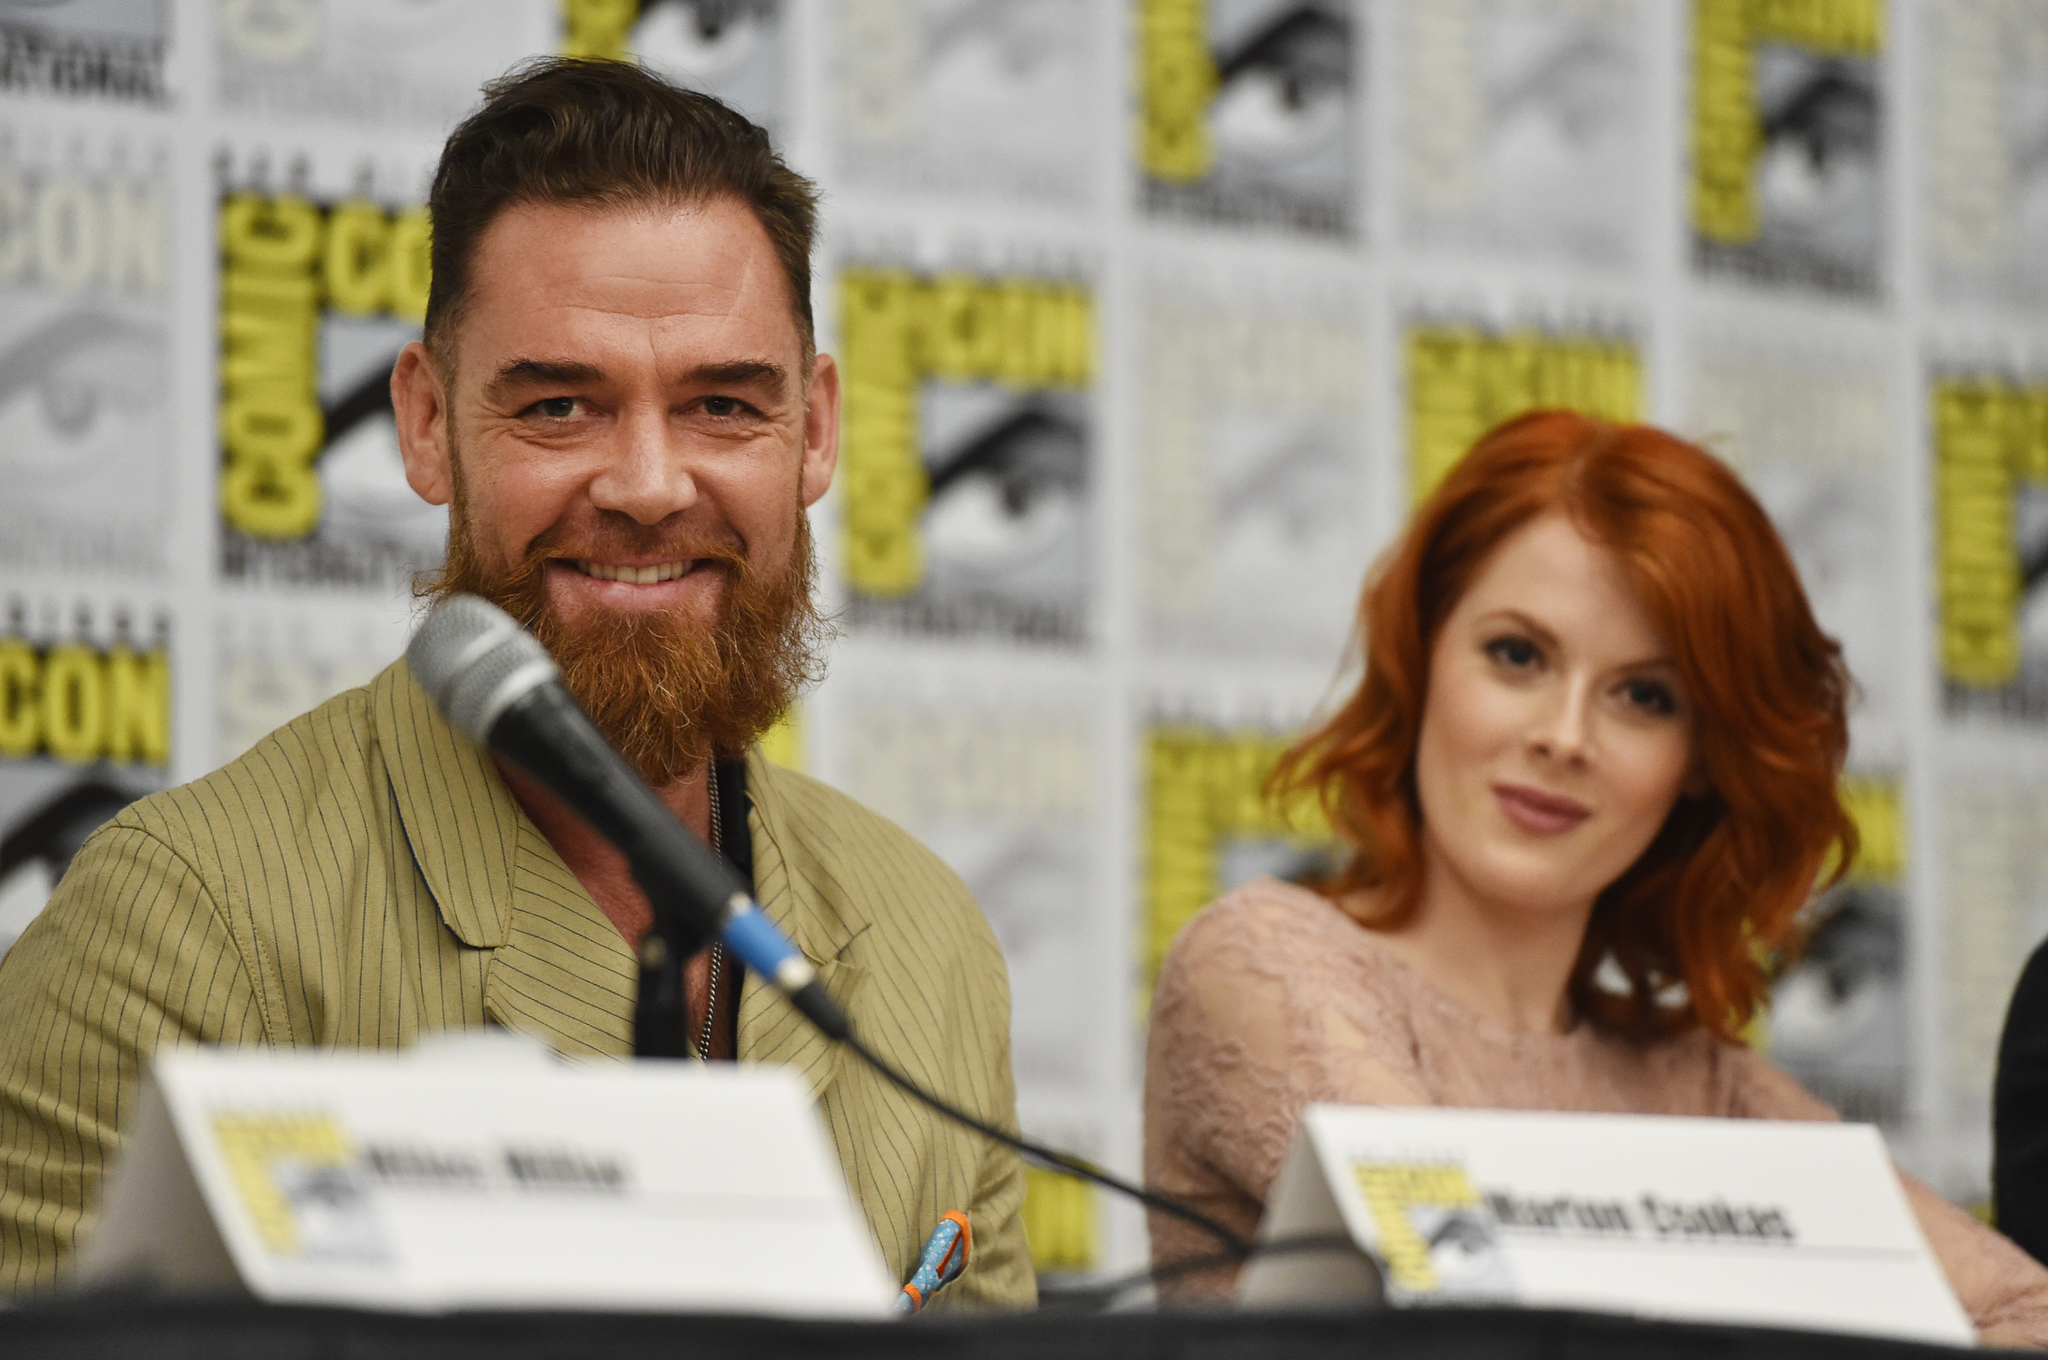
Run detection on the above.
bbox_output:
[697,770,725,1062]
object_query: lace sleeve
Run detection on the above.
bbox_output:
[1143,885,1429,1296]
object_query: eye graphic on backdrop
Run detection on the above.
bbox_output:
[0,311,166,539]
[1743,47,1881,283]
[1214,835,1335,902]
[634,0,771,80]
[1736,462,1898,753]
[0,312,163,476]
[2011,482,2048,686]
[1214,424,1350,542]
[1209,6,1350,160]
[918,0,1075,84]
[1769,880,1905,1117]
[0,779,139,961]
[1489,26,1634,148]
[923,822,1091,1088]
[921,404,1086,581]
[1757,56,1878,226]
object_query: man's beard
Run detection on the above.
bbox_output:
[421,488,829,787]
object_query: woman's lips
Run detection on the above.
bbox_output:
[1493,783,1591,836]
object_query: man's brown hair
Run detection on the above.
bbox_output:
[425,57,819,370]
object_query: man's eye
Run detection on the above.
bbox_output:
[1485,636,1540,669]
[532,397,579,420]
[702,395,745,418]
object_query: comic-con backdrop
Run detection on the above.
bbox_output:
[2,0,2045,1281]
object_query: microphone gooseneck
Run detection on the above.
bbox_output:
[406,594,1251,1263]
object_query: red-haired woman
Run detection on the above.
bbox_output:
[1144,411,2048,1344]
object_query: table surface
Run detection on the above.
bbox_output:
[0,1297,2005,1360]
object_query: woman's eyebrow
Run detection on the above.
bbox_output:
[1478,608,1560,650]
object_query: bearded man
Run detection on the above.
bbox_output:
[0,59,1033,1308]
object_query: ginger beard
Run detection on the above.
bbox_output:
[425,460,828,786]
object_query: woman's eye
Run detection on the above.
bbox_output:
[1485,636,1540,669]
[1623,678,1677,716]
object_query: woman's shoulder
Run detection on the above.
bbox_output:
[1167,875,1398,980]
[1157,876,1431,1037]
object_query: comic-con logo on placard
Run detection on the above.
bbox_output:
[837,264,1094,645]
[0,139,171,574]
[0,0,167,102]
[1351,1160,1515,1301]
[1138,0,1357,236]
[216,180,443,592]
[1690,0,1884,297]
[210,1109,391,1264]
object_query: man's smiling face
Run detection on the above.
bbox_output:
[393,195,840,781]
[428,195,832,623]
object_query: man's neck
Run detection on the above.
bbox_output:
[497,757,712,947]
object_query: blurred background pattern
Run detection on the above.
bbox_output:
[0,0,2044,1285]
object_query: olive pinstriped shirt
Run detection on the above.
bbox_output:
[0,661,1033,1308]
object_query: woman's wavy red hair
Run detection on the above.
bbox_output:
[1271,410,1856,1040]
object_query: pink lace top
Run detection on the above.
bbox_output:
[1144,877,2048,1346]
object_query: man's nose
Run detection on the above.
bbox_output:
[587,406,697,525]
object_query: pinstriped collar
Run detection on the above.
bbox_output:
[371,660,868,963]
[733,749,865,1098]
[372,659,863,1093]
[739,748,867,965]
[373,659,522,949]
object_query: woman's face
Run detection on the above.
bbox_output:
[1413,513,1701,926]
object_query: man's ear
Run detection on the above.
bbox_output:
[392,340,453,506]
[799,351,840,510]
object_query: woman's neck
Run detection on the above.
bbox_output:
[1370,854,1595,1035]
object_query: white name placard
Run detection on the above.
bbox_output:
[1239,1105,1974,1346]
[74,1039,896,1316]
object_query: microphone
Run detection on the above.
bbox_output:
[408,596,1259,1270]
[405,594,849,1053]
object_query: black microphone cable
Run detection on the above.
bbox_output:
[832,1029,1256,1263]
[1037,1231,1367,1312]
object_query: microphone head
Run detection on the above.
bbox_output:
[406,594,559,742]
